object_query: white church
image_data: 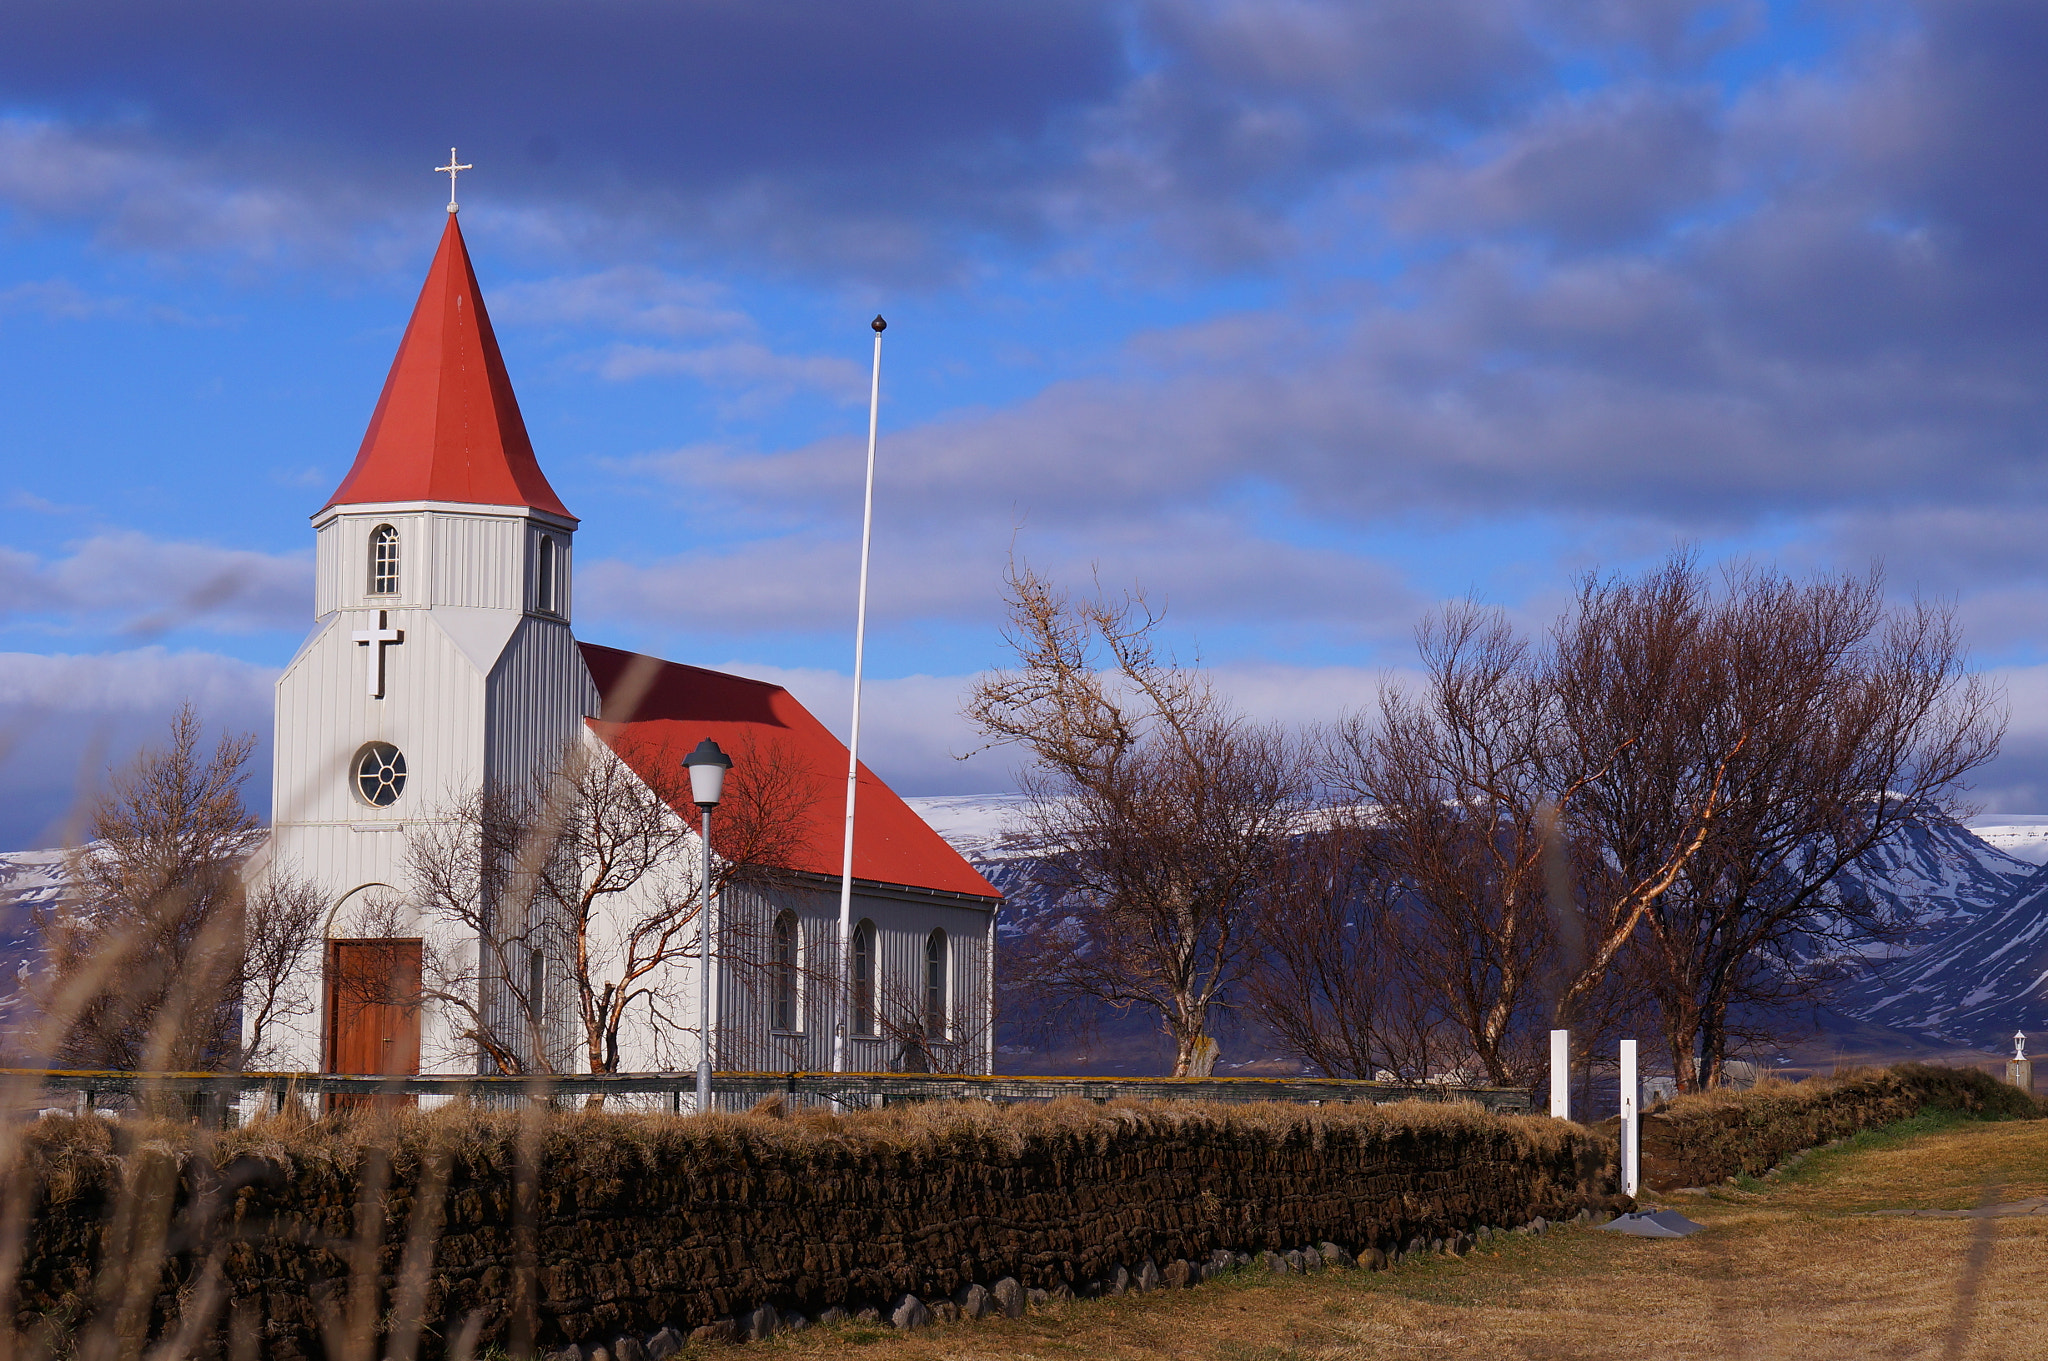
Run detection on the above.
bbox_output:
[250,207,998,1082]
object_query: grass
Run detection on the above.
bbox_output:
[727,1109,2048,1360]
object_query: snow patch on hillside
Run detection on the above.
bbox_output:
[1965,815,2048,866]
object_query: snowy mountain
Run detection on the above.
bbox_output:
[1838,879,2048,1049]
[903,794,1040,904]
[0,848,66,1038]
[904,795,2048,1060]
[1820,814,2039,954]
[1963,815,2048,866]
[906,794,2036,940]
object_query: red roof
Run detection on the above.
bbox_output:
[323,215,573,520]
[580,643,999,901]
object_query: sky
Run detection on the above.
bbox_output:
[5,0,2048,846]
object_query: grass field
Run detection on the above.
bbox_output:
[727,1109,2048,1360]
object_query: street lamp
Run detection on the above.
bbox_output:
[684,738,732,1113]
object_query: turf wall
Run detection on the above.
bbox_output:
[7,1097,1617,1358]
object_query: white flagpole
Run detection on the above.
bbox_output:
[834,315,885,1076]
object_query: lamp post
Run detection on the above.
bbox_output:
[684,738,732,1114]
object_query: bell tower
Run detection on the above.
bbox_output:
[261,210,596,1073]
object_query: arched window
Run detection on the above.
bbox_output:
[369,524,400,595]
[536,535,557,614]
[772,911,799,1032]
[851,920,876,1037]
[924,929,948,1041]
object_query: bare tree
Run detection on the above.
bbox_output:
[965,563,1308,1076]
[233,870,327,1066]
[405,731,820,1080]
[29,704,323,1071]
[1538,555,1755,1037]
[1633,567,2001,1089]
[1282,556,1990,1095]
[1318,606,1569,1086]
[1243,820,1452,1080]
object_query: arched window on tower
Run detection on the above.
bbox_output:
[851,920,876,1036]
[369,524,400,596]
[772,910,799,1032]
[536,534,557,614]
[924,929,948,1041]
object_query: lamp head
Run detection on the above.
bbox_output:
[682,738,733,808]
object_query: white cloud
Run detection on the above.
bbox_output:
[0,532,310,637]
[710,659,1413,796]
[490,267,750,338]
[575,514,1427,640]
[596,340,865,399]
[0,648,278,849]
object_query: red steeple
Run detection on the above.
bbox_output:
[323,215,573,520]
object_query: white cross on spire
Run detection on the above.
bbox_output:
[435,148,473,214]
[352,609,404,698]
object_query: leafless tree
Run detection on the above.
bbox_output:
[965,563,1309,1076]
[1243,821,1453,1080]
[1632,566,2001,1089]
[1318,606,1572,1086]
[404,731,820,1080]
[1538,556,1753,1039]
[234,870,328,1066]
[1286,555,1993,1094]
[30,704,324,1071]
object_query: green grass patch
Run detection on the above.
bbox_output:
[1771,1106,1978,1186]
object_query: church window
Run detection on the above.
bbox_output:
[924,929,948,1041]
[369,525,400,595]
[527,946,546,1024]
[851,920,875,1036]
[536,535,557,614]
[771,911,798,1031]
[353,742,407,806]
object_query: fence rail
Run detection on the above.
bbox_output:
[2,1068,1531,1114]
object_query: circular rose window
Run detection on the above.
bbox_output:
[353,742,407,806]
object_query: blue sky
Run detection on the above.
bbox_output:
[6,0,2048,845]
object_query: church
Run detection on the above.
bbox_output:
[249,204,998,1084]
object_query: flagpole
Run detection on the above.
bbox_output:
[834,315,885,1076]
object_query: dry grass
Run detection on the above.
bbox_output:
[17,1090,1600,1194]
[734,1110,2048,1361]
[1636,1062,2039,1192]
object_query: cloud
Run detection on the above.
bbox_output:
[1963,661,2048,815]
[0,276,225,325]
[595,342,865,399]
[0,1,1578,274]
[0,648,277,849]
[0,533,310,637]
[562,3,2040,556]
[1393,84,1725,249]
[711,658,1400,797]
[575,513,1426,641]
[490,269,750,338]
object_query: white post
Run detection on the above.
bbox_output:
[1620,1039,1640,1198]
[1549,1029,1570,1119]
[834,316,885,1076]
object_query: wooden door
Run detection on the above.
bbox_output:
[325,939,422,1105]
